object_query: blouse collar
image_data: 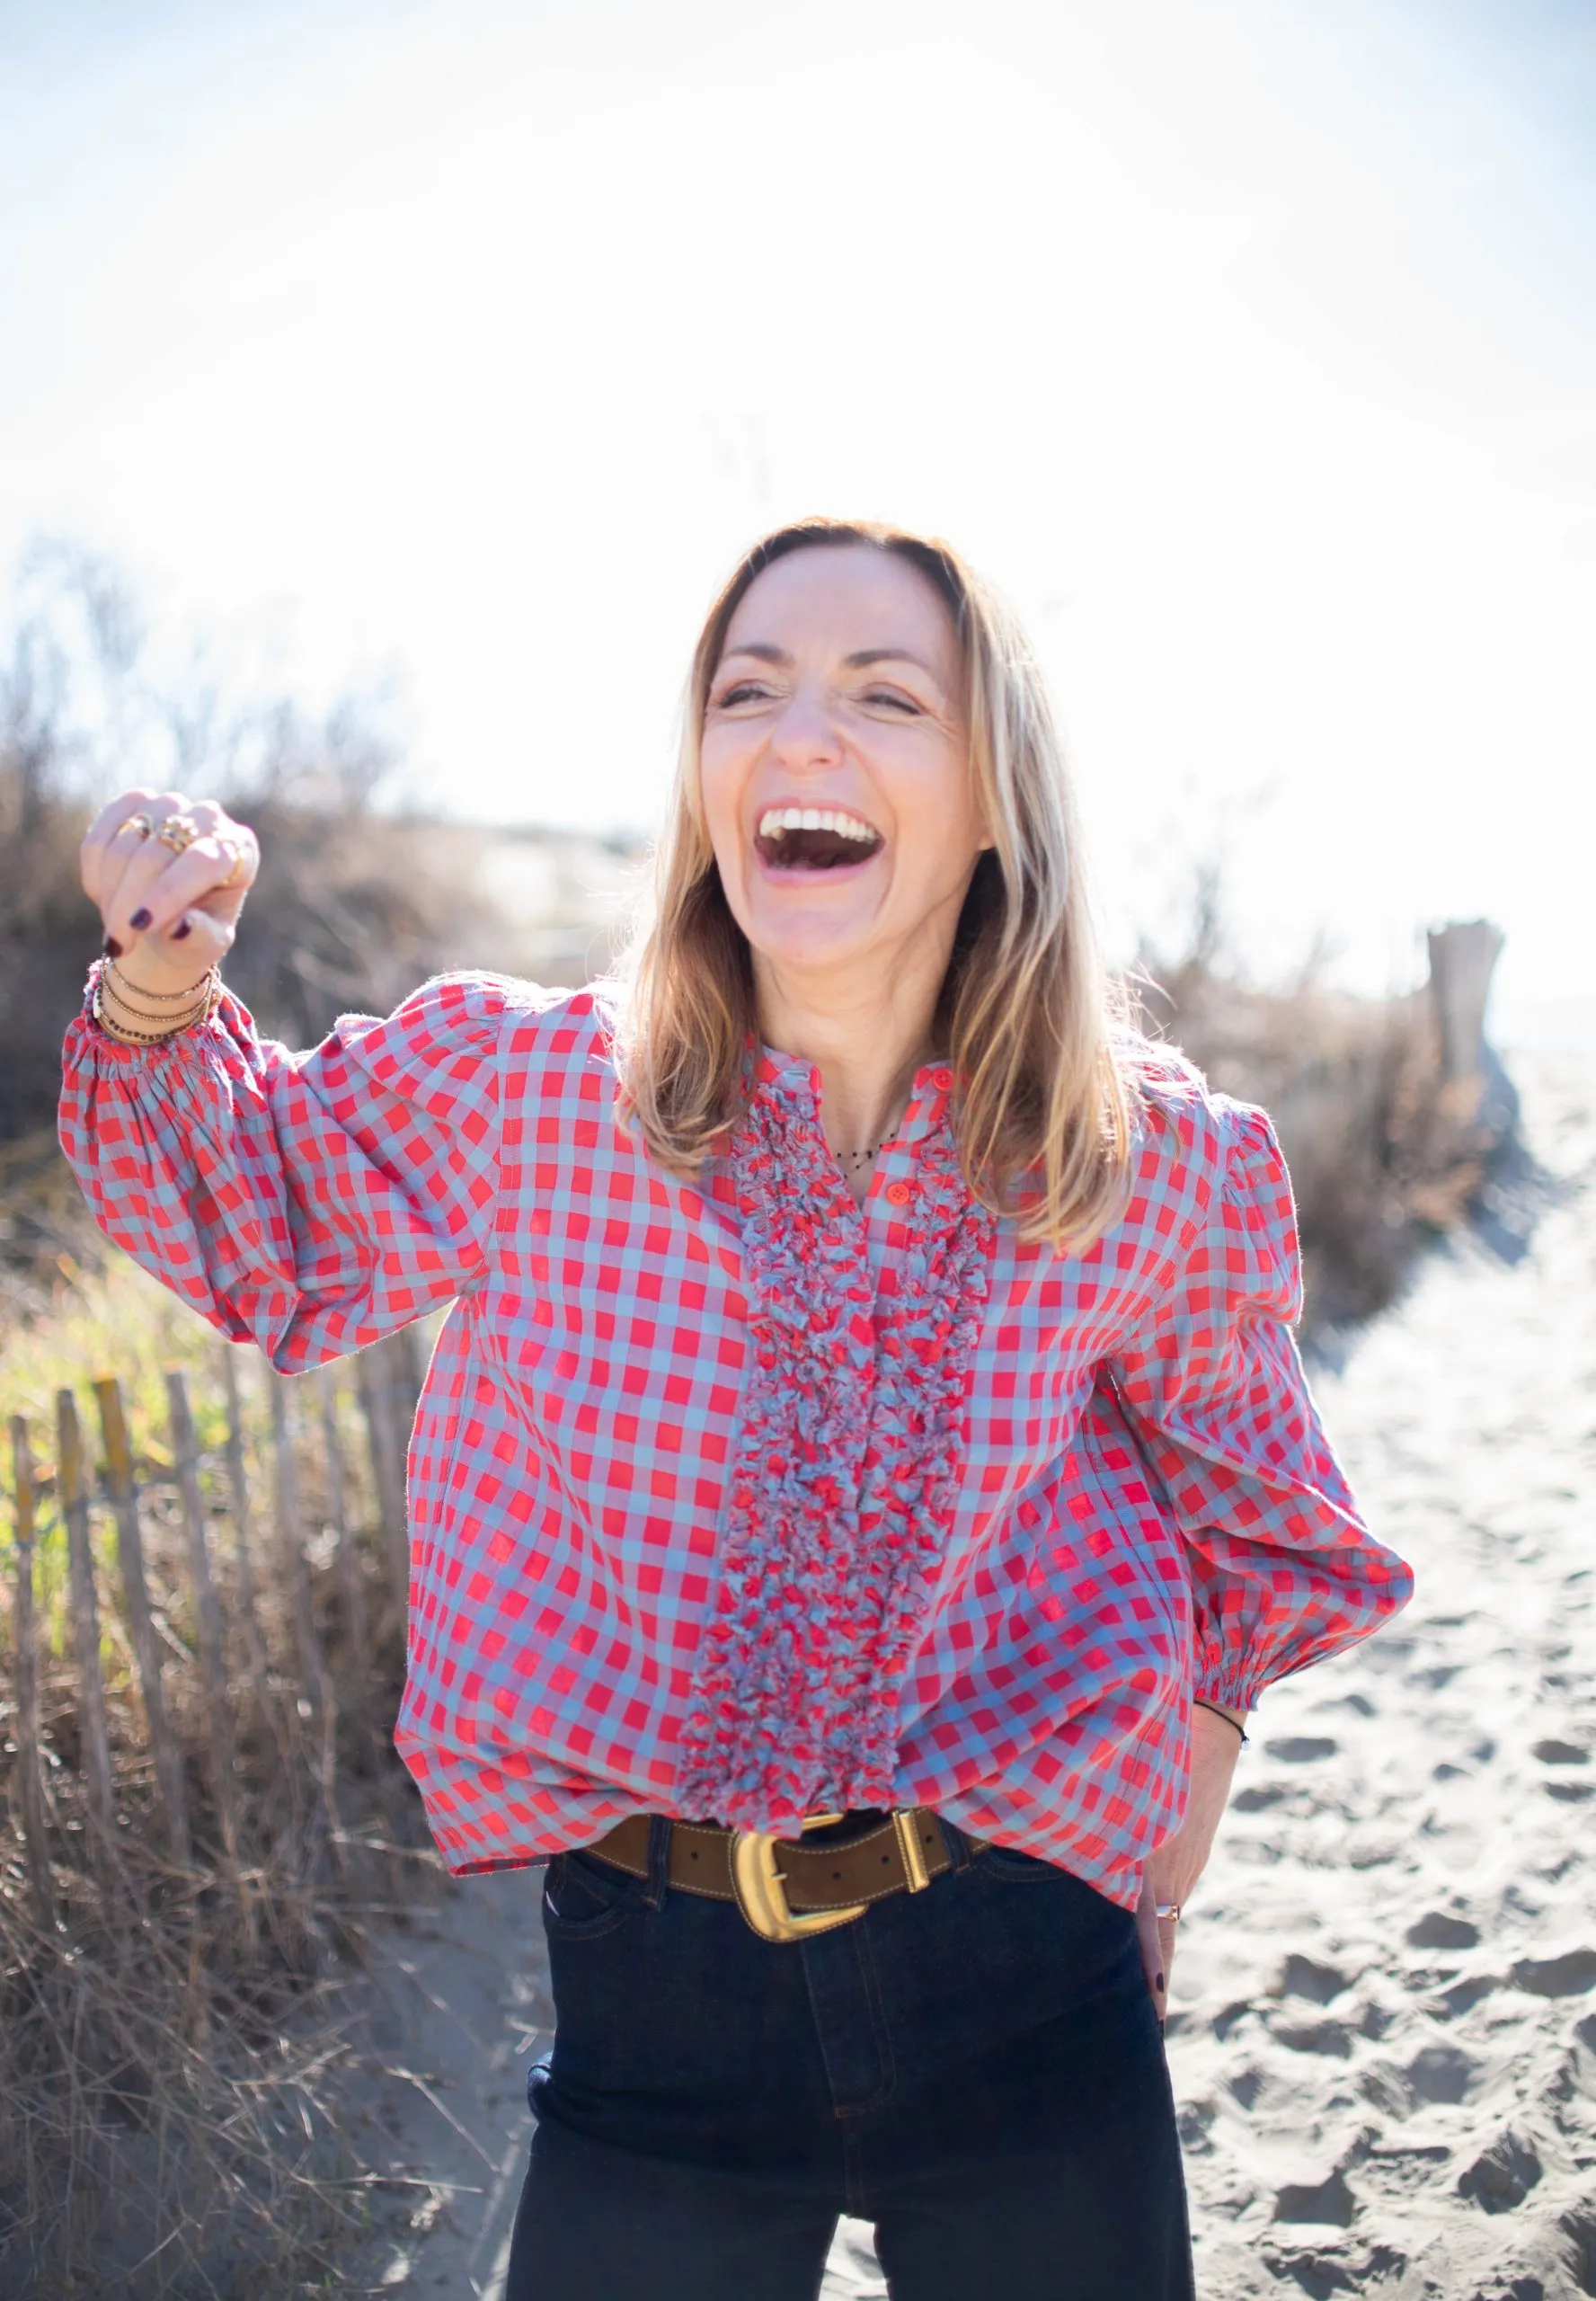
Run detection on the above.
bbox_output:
[752,1045,955,1146]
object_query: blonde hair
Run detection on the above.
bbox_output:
[617,517,1134,1250]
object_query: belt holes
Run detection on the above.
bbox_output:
[688,1850,699,1861]
[832,1870,843,1879]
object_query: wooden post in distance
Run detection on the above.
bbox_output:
[58,1389,115,1870]
[94,1376,192,1871]
[9,1417,58,1930]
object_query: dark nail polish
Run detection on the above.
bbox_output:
[102,936,123,959]
[1155,1972,1165,1993]
[172,920,192,941]
[129,907,151,930]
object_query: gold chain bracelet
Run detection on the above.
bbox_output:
[93,976,218,1046]
[100,975,217,1030]
[105,957,217,1006]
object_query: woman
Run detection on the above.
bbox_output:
[63,518,1411,2300]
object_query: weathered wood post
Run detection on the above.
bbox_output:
[94,1376,192,1872]
[165,1371,241,1864]
[268,1373,329,1724]
[395,1320,427,1423]
[270,1371,343,1859]
[58,1389,115,1869]
[357,1342,410,1617]
[9,1417,58,1931]
[1427,920,1504,1093]
[220,1346,269,1671]
[318,1366,368,1669]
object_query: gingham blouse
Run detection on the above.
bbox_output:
[60,969,1411,1910]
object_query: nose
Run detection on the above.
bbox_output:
[768,680,842,773]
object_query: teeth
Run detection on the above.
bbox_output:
[757,805,879,843]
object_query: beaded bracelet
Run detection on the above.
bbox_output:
[93,975,218,1046]
[100,982,216,1034]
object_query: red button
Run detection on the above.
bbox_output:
[886,1180,913,1205]
[931,1067,953,1091]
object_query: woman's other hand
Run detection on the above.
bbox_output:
[1136,1702,1248,2026]
[82,789,258,995]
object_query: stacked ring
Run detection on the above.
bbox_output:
[123,813,155,840]
[156,814,199,855]
[1155,1903,1182,1923]
[218,843,247,890]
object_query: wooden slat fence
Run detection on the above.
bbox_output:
[0,1328,424,1940]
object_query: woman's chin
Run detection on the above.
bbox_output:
[743,912,885,982]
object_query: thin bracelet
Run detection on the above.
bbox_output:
[106,957,217,1004]
[98,976,215,1031]
[94,999,209,1046]
[1193,1696,1249,1746]
[93,980,217,1045]
[100,986,214,1034]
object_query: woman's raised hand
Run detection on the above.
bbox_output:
[81,790,259,997]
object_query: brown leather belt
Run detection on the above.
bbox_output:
[583,1808,982,1943]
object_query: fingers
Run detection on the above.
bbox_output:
[128,899,235,980]
[82,787,164,909]
[87,793,258,955]
[1134,1872,1168,2024]
[111,832,254,946]
[1157,1912,1178,2008]
[96,791,193,929]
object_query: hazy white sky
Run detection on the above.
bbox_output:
[1,0,1592,1020]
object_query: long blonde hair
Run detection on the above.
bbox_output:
[617,517,1134,1250]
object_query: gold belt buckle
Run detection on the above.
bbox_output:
[730,1813,868,1943]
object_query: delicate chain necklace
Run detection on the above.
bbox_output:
[838,1140,891,1170]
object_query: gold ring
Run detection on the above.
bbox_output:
[155,814,199,855]
[123,812,154,840]
[219,843,247,889]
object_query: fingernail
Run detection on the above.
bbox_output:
[1155,1972,1166,1993]
[102,936,123,959]
[172,920,192,941]
[129,907,151,930]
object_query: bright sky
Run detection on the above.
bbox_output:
[2,0,1592,1026]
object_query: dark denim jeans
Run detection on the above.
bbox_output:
[506,1824,1194,2301]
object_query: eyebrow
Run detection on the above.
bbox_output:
[719,643,943,678]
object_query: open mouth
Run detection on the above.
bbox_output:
[754,805,883,872]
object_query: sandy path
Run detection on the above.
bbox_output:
[340,1052,1596,2300]
[1170,1052,1596,2301]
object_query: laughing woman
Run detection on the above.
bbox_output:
[62,518,1411,2301]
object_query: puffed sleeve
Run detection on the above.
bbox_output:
[1109,1095,1413,1711]
[59,965,532,1370]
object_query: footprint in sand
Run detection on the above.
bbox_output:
[1165,1053,1596,2299]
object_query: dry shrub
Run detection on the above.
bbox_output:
[1134,878,1512,1339]
[0,1340,438,2297]
[0,542,576,1168]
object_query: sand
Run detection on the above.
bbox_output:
[337,1050,1596,2299]
[1168,1051,1596,2301]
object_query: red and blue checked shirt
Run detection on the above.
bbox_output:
[60,969,1411,1910]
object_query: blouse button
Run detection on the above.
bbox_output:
[931,1066,953,1091]
[886,1180,913,1205]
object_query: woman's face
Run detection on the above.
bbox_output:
[700,544,989,1000]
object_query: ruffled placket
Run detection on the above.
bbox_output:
[676,1058,995,1831]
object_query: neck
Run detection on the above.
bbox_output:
[753,952,944,1159]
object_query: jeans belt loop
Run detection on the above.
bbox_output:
[643,1813,672,1911]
